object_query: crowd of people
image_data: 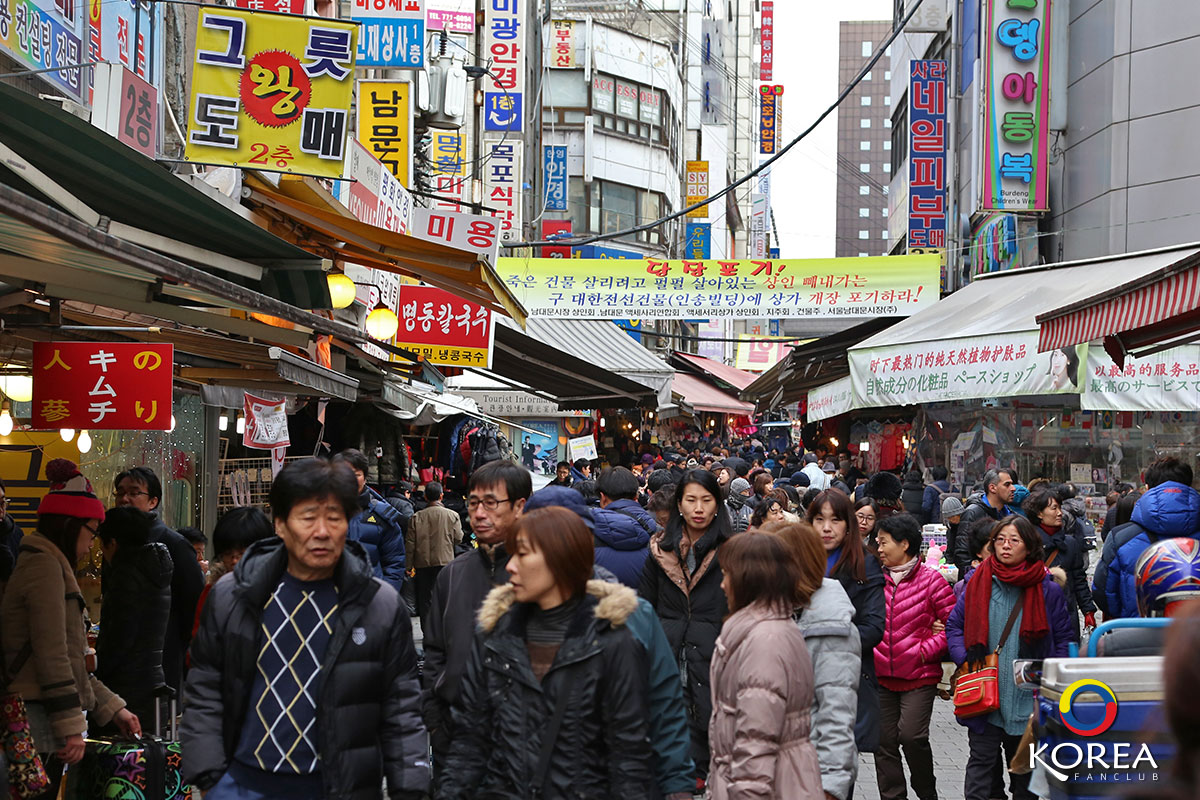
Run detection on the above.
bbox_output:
[0,438,1197,800]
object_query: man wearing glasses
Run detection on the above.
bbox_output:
[113,467,205,694]
[420,459,530,785]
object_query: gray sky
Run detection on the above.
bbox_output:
[769,0,894,258]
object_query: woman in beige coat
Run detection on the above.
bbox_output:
[708,531,824,800]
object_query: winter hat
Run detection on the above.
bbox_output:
[791,470,810,487]
[803,453,819,464]
[523,485,594,531]
[864,471,903,510]
[38,458,106,521]
[822,461,837,473]
[941,495,966,519]
[730,477,752,495]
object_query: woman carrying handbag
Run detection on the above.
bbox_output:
[946,515,1072,800]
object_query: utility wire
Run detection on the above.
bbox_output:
[505,0,925,249]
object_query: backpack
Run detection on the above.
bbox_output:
[933,490,958,524]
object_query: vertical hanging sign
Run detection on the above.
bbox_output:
[484,0,524,131]
[759,1,774,81]
[549,19,575,68]
[686,160,709,218]
[543,145,568,211]
[908,60,948,255]
[352,0,425,68]
[980,0,1050,211]
[759,84,782,154]
[484,139,522,240]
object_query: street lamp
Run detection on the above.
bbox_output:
[365,304,400,340]
[326,272,357,309]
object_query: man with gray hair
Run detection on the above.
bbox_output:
[953,469,1015,576]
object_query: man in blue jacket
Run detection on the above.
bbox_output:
[921,466,951,524]
[590,466,658,587]
[1093,456,1200,619]
[332,449,407,594]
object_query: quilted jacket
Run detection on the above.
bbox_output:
[873,563,956,690]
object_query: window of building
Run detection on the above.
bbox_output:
[863,71,872,81]
[882,207,889,218]
[860,141,871,150]
[862,41,872,57]
[884,118,892,128]
[858,230,869,240]
[885,70,891,80]
[859,252,869,257]
[578,179,671,247]
[881,230,889,239]
[859,208,870,217]
[860,118,871,128]
[859,163,870,172]
[884,140,891,150]
[884,95,891,106]
[860,96,871,106]
[883,162,891,172]
[545,70,589,107]
[859,185,870,195]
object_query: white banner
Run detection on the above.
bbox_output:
[410,207,502,262]
[1083,344,1200,411]
[850,331,1085,407]
[807,376,854,422]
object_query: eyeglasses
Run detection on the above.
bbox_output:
[467,497,513,512]
[112,490,149,499]
[82,522,100,536]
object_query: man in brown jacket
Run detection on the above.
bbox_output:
[404,481,463,622]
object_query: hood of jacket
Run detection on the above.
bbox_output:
[232,535,377,608]
[715,601,793,655]
[592,500,656,551]
[113,540,173,588]
[795,577,856,632]
[1131,481,1200,538]
[476,578,639,633]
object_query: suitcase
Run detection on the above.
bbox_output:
[64,688,191,800]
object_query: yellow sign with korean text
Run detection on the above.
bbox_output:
[497,254,941,319]
[356,79,412,189]
[185,7,357,178]
[686,160,709,218]
[735,335,794,372]
[549,20,576,68]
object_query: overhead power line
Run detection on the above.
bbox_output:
[505,0,925,250]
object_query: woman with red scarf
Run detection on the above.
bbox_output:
[946,515,1072,800]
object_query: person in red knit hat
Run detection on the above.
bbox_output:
[0,458,141,800]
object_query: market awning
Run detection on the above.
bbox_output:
[672,371,755,415]
[378,381,542,433]
[243,183,526,323]
[1036,243,1200,360]
[670,351,757,391]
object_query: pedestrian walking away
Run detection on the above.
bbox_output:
[405,480,464,621]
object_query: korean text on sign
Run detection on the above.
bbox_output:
[981,0,1050,211]
[759,85,782,155]
[31,342,174,431]
[907,60,947,253]
[759,1,774,80]
[429,130,466,211]
[353,0,424,68]
[549,19,574,68]
[1,0,84,101]
[396,285,496,368]
[484,139,522,238]
[356,79,412,188]
[543,145,567,211]
[410,207,501,262]
[184,7,356,178]
[483,0,523,131]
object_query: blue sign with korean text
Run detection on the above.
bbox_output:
[686,223,711,259]
[571,244,643,259]
[907,60,948,253]
[483,0,523,131]
[543,144,567,211]
[485,92,522,132]
[355,18,424,67]
[769,247,780,259]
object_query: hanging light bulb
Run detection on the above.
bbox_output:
[327,272,357,309]
[59,428,76,442]
[0,367,32,402]
[0,401,12,436]
[365,304,399,340]
[169,415,177,433]
[76,429,92,454]
[236,414,246,434]
[218,414,229,431]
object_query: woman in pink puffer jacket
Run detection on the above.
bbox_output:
[872,514,956,800]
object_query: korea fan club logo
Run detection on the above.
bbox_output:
[1059,679,1118,737]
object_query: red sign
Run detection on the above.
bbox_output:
[236,0,305,13]
[760,1,774,81]
[396,285,495,368]
[117,67,158,158]
[31,342,173,430]
[542,220,571,258]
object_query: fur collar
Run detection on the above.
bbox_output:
[1048,566,1068,589]
[476,579,639,633]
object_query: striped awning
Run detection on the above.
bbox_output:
[1036,249,1200,352]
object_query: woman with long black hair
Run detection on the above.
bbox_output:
[640,468,733,789]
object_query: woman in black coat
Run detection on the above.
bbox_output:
[94,506,173,727]
[639,469,732,785]
[441,507,652,800]
[808,489,886,755]
[1023,488,1097,640]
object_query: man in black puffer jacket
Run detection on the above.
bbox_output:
[182,458,428,800]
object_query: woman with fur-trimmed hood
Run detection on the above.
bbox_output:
[439,507,654,800]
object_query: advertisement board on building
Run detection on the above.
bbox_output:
[615,79,638,119]
[1,0,85,101]
[410,207,500,261]
[980,0,1051,211]
[908,60,948,255]
[483,0,523,131]
[87,0,166,104]
[549,19,574,68]
[31,342,173,430]
[970,212,1039,278]
[91,63,158,158]
[686,160,709,219]
[352,0,424,68]
[237,0,303,13]
[759,85,782,155]
[429,130,465,211]
[759,0,773,80]
[356,79,412,190]
[541,220,571,258]
[459,390,588,418]
[497,253,941,319]
[592,74,615,114]
[184,8,356,178]
[396,285,494,368]
[345,140,412,233]
[1082,345,1200,412]
[484,139,522,240]
[735,335,792,373]
[543,144,567,212]
[807,376,854,422]
[426,0,472,32]
[685,223,711,259]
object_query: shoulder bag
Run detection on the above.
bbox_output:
[952,593,1024,719]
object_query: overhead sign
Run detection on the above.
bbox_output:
[185,7,356,178]
[543,144,568,211]
[850,331,1085,408]
[91,63,158,159]
[686,160,709,218]
[396,285,495,368]
[685,222,711,259]
[759,84,782,155]
[356,79,412,190]
[735,335,792,372]
[352,0,424,68]
[908,60,948,254]
[410,207,501,262]
[807,377,854,422]
[483,0,523,131]
[244,392,290,450]
[549,19,575,68]
[971,212,1039,277]
[2,0,85,102]
[498,254,940,318]
[429,130,466,211]
[345,140,412,234]
[759,1,774,80]
[87,0,165,104]
[458,390,588,417]
[237,0,304,13]
[484,139,522,241]
[31,342,173,430]
[1083,345,1200,412]
[427,7,473,32]
[980,0,1051,211]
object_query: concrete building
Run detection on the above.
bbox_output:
[835,21,893,258]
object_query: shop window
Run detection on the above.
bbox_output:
[861,118,871,128]
[546,69,588,108]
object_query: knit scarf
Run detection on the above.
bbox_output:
[885,556,919,584]
[964,555,1049,653]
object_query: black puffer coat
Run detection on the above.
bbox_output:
[95,541,172,724]
[831,545,886,754]
[181,538,428,799]
[638,524,729,779]
[439,581,652,800]
[1040,518,1097,641]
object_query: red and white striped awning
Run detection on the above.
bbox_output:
[1036,255,1200,352]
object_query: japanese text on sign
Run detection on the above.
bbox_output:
[356,79,411,189]
[483,0,523,131]
[498,254,940,319]
[549,19,574,68]
[1083,345,1200,412]
[543,144,567,212]
[759,1,773,81]
[807,377,854,422]
[184,7,356,178]
[981,0,1050,211]
[686,160,709,219]
[31,342,173,430]
[908,60,947,253]
[396,284,495,368]
[484,139,522,239]
[352,0,424,68]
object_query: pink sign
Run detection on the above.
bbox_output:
[427,8,473,32]
[236,0,305,13]
[116,68,157,159]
